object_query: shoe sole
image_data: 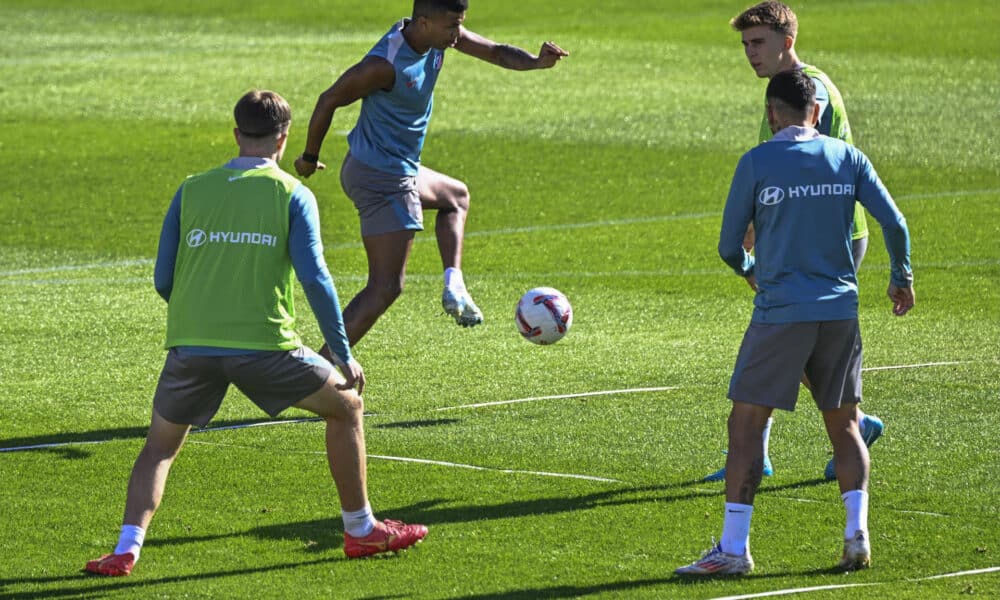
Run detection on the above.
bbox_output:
[344,535,427,559]
[675,568,752,576]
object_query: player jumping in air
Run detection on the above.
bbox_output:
[295,0,568,348]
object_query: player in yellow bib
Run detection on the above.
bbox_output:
[704,1,884,483]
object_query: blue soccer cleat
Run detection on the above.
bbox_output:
[703,454,773,482]
[825,414,885,480]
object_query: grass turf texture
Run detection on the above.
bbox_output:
[1,0,998,598]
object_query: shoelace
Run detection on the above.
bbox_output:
[700,537,722,558]
[381,519,406,532]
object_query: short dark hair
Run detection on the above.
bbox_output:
[766,69,815,115]
[233,90,291,138]
[413,0,468,18]
[731,1,798,38]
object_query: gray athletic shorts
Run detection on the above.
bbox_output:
[728,319,863,411]
[340,152,424,237]
[153,347,333,426]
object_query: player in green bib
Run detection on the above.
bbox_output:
[85,91,427,577]
[704,1,885,483]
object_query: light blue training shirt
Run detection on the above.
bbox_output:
[348,19,445,177]
[719,127,912,324]
[154,157,352,364]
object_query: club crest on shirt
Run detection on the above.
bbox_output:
[434,52,443,70]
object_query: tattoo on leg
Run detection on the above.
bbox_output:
[853,452,867,491]
[739,456,764,504]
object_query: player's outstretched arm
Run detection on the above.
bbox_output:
[454,27,568,70]
[295,56,396,178]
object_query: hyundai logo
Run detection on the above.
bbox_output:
[758,186,785,205]
[186,229,207,247]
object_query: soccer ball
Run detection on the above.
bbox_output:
[515,287,573,345]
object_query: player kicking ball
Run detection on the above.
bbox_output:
[294,0,568,347]
[85,90,426,577]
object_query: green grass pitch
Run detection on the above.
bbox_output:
[1,0,998,598]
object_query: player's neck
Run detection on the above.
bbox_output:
[777,50,801,73]
[402,22,432,54]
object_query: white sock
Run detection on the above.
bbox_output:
[444,267,465,292]
[842,489,869,538]
[113,524,146,560]
[761,417,773,458]
[342,504,377,538]
[721,502,754,556]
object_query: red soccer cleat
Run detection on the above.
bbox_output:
[343,519,428,558]
[84,552,135,576]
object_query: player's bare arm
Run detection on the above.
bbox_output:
[295,57,397,177]
[453,27,568,70]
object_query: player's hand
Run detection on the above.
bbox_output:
[335,358,366,395]
[887,283,915,316]
[742,223,756,252]
[294,156,326,178]
[535,41,569,68]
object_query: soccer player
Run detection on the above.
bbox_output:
[294,0,568,347]
[84,90,427,577]
[705,0,884,482]
[676,70,913,576]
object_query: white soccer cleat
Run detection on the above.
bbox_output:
[442,288,483,328]
[675,541,754,576]
[838,530,872,571]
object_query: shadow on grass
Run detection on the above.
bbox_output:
[141,477,829,553]
[0,557,412,600]
[0,478,839,599]
[443,571,802,600]
[0,416,463,458]
[371,418,462,429]
[0,417,318,455]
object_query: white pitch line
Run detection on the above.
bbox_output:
[862,360,973,372]
[6,187,997,278]
[183,441,620,483]
[435,386,681,411]
[916,566,1000,580]
[710,583,877,600]
[709,566,1000,600]
[0,258,154,277]
[0,418,322,453]
[367,454,622,483]
[895,188,1000,201]
[0,360,981,453]
[771,497,949,517]
[0,439,110,453]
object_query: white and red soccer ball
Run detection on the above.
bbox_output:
[515,287,573,345]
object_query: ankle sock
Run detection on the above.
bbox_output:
[113,524,146,560]
[342,504,377,538]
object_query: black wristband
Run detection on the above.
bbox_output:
[301,152,319,164]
